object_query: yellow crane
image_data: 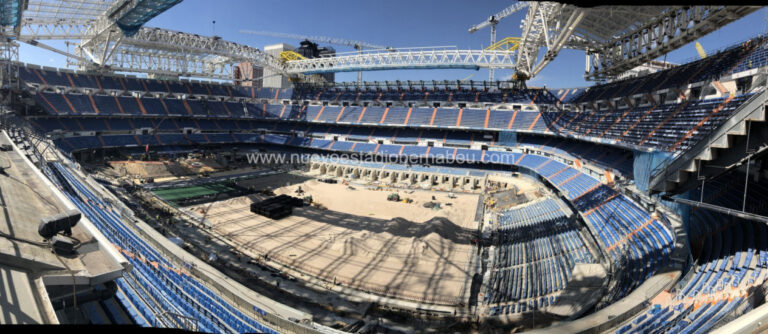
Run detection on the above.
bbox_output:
[695,41,707,59]
[486,37,522,52]
[279,50,306,62]
[468,1,529,81]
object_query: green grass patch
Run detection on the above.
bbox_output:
[153,182,237,203]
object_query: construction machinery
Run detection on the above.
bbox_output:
[695,42,707,59]
[387,193,401,202]
[280,50,306,62]
[468,1,529,82]
[240,30,393,84]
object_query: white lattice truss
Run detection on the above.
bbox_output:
[11,0,290,80]
[72,27,287,80]
[4,1,762,82]
[515,2,587,79]
[283,48,519,74]
[19,0,109,39]
[583,6,760,80]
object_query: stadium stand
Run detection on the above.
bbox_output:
[46,162,278,333]
[16,31,768,332]
[616,221,768,334]
[485,198,595,315]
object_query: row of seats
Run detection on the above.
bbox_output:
[543,93,752,152]
[47,127,673,305]
[573,184,675,302]
[20,67,291,99]
[486,199,595,314]
[263,105,548,131]
[617,221,768,334]
[31,93,552,132]
[294,86,560,104]
[46,163,277,333]
[517,134,634,176]
[561,36,766,104]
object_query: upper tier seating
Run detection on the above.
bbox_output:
[543,93,752,152]
[20,67,291,99]
[293,86,556,104]
[30,93,552,133]
[562,36,767,104]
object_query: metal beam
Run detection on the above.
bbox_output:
[515,2,570,79]
[283,47,518,74]
[585,6,760,81]
[72,27,293,81]
[662,195,768,224]
[20,39,90,62]
[468,1,529,34]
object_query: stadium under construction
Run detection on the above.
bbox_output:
[1,1,768,334]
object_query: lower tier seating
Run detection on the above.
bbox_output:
[46,163,277,333]
[39,119,673,309]
[485,198,595,315]
[616,221,768,334]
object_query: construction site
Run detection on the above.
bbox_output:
[135,159,544,310]
[7,1,768,332]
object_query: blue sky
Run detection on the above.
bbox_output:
[19,1,768,88]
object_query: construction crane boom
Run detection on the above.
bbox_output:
[468,2,529,34]
[240,29,393,84]
[468,1,529,82]
[239,30,391,50]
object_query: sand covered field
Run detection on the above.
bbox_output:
[187,176,480,305]
[107,158,224,179]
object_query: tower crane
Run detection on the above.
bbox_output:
[468,1,529,82]
[240,30,394,84]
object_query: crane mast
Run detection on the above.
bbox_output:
[468,1,529,82]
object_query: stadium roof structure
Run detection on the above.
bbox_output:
[0,2,761,83]
[4,0,287,80]
[277,5,761,82]
[567,6,761,81]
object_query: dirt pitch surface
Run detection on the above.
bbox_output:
[107,159,224,180]
[186,176,480,305]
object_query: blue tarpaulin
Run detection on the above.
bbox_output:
[634,150,673,192]
[115,0,183,37]
[0,0,22,29]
